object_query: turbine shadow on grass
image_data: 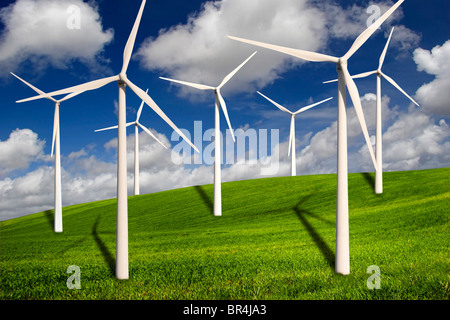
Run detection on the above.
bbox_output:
[43,209,54,231]
[194,185,214,215]
[361,172,375,190]
[92,215,115,276]
[293,196,335,270]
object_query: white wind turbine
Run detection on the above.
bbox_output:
[228,0,405,275]
[324,27,419,194]
[17,0,198,280]
[257,91,332,176]
[95,89,168,196]
[160,51,257,217]
[11,72,84,233]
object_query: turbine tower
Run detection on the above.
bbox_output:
[17,0,198,280]
[228,0,405,274]
[95,89,168,196]
[324,27,419,194]
[160,51,257,217]
[257,91,332,176]
[11,72,85,233]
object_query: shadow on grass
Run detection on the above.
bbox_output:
[293,196,335,270]
[44,209,54,231]
[92,215,115,276]
[361,172,375,190]
[194,185,214,215]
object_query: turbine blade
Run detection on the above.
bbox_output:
[95,122,134,132]
[294,97,333,115]
[379,27,395,70]
[323,78,338,84]
[381,72,419,106]
[341,64,378,171]
[218,51,257,89]
[227,36,339,63]
[121,0,146,74]
[216,90,235,142]
[11,72,57,103]
[58,90,85,103]
[324,70,376,84]
[137,122,168,149]
[125,78,199,153]
[343,0,404,60]
[351,70,378,80]
[16,75,119,103]
[159,77,215,91]
[94,125,119,132]
[136,89,149,121]
[257,91,292,114]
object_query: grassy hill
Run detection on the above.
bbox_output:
[1,168,449,300]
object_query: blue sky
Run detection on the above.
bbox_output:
[0,0,449,220]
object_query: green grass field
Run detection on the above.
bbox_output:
[1,168,449,300]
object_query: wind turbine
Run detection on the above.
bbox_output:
[257,91,332,176]
[11,72,84,233]
[17,0,198,280]
[95,89,168,196]
[228,0,405,275]
[324,27,419,194]
[159,51,257,217]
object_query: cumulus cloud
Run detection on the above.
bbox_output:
[0,128,45,177]
[387,25,421,55]
[0,0,113,77]
[136,0,418,100]
[294,93,389,174]
[0,166,54,218]
[413,40,450,116]
[136,0,328,97]
[320,1,420,52]
[381,107,450,170]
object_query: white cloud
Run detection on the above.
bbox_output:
[380,107,450,170]
[0,0,113,77]
[0,166,54,218]
[413,40,450,116]
[67,148,87,160]
[320,1,420,51]
[0,128,45,177]
[136,0,418,100]
[387,24,421,55]
[293,93,389,174]
[136,0,328,97]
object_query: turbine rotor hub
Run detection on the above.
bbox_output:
[337,58,347,70]
[118,73,127,83]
